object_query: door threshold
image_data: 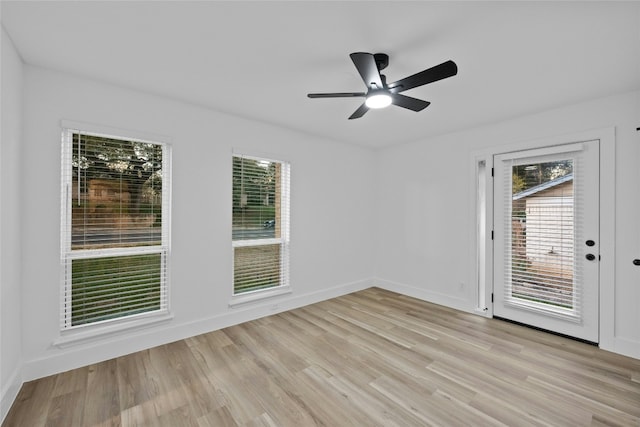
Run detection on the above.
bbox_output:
[493,316,598,346]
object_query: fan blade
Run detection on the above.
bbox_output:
[391,94,430,111]
[350,52,383,89]
[348,103,369,120]
[308,92,366,98]
[388,60,457,93]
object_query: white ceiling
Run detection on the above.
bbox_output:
[2,1,639,149]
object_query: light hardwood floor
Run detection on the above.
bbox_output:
[4,288,640,426]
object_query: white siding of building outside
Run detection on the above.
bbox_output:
[525,189,574,282]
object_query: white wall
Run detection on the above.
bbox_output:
[19,65,375,380]
[374,89,640,359]
[0,26,24,420]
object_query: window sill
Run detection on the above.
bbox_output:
[229,286,291,308]
[52,312,174,348]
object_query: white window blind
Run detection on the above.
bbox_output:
[503,153,582,320]
[61,129,170,329]
[232,154,290,295]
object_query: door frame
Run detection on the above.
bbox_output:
[470,127,615,349]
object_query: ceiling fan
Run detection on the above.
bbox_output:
[308,52,458,120]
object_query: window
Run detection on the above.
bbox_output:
[61,129,170,330]
[232,154,290,297]
[508,158,576,311]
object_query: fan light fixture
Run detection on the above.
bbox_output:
[365,92,392,109]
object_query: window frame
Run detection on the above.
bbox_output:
[60,126,172,333]
[230,152,290,305]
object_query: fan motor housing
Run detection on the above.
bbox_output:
[373,53,389,71]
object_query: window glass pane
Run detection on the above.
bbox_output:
[233,244,281,294]
[231,154,288,297]
[71,253,162,326]
[511,160,574,308]
[232,157,280,240]
[72,133,162,249]
[62,130,169,330]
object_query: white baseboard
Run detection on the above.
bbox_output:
[373,277,473,314]
[22,278,372,382]
[1,367,22,424]
[604,337,640,360]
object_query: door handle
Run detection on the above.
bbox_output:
[586,254,596,261]
[585,240,595,247]
[633,259,640,266]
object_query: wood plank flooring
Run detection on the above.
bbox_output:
[4,288,640,426]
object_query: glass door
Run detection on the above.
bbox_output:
[493,140,599,342]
